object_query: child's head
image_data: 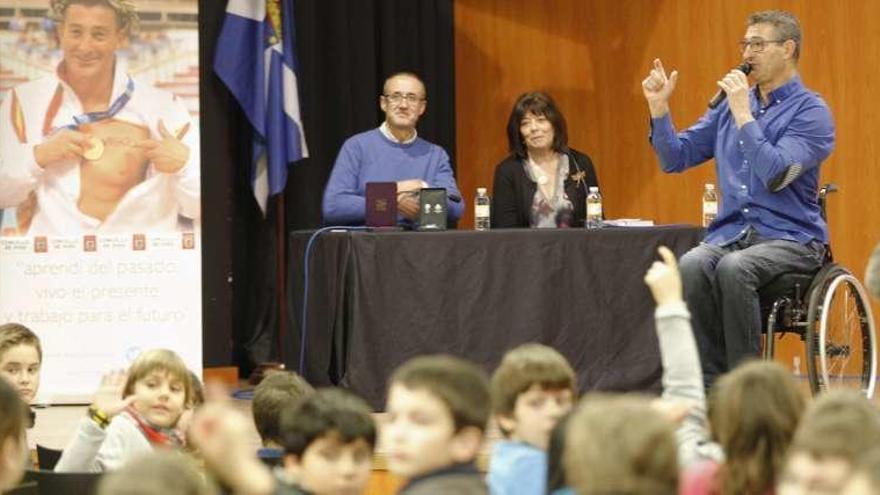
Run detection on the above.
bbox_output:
[123,349,192,428]
[778,389,880,495]
[708,360,805,494]
[383,355,490,479]
[97,451,215,495]
[490,343,576,450]
[0,378,28,491]
[564,394,678,495]
[280,388,375,495]
[0,323,42,403]
[546,412,573,493]
[253,370,314,447]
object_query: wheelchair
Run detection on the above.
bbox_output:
[760,184,877,398]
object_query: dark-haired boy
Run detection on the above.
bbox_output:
[383,354,490,495]
[278,387,376,495]
[487,344,576,494]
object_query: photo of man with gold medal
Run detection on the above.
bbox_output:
[0,0,200,235]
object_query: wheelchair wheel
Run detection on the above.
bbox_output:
[805,266,877,398]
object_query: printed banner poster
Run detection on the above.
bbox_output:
[0,0,202,402]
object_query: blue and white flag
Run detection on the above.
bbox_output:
[214,0,309,213]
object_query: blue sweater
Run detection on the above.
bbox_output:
[322,128,464,225]
[487,440,547,495]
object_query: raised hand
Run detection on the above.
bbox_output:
[188,401,275,495]
[91,370,135,419]
[642,58,679,117]
[33,129,88,167]
[644,246,683,307]
[136,119,190,174]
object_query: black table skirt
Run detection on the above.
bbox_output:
[286,225,704,409]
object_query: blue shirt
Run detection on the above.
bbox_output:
[487,440,547,495]
[650,75,835,245]
[322,128,464,225]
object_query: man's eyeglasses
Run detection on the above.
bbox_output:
[739,38,788,53]
[382,92,425,105]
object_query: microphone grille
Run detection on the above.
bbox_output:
[738,62,753,75]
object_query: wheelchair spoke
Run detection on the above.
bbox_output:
[816,275,877,397]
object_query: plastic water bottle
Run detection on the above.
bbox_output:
[585,186,603,230]
[702,183,718,227]
[474,187,491,231]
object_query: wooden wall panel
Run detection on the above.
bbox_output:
[455,0,880,365]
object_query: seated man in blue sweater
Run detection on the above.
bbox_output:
[322,72,464,225]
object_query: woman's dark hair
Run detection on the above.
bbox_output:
[506,91,569,159]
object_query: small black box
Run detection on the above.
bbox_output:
[417,188,447,231]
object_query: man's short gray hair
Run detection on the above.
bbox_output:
[748,10,801,60]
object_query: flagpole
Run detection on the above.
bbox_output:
[276,193,286,366]
[215,0,308,373]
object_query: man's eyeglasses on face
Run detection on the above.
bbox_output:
[383,92,425,105]
[739,38,787,53]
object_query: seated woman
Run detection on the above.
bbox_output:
[492,92,599,228]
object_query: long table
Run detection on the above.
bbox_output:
[285,226,703,409]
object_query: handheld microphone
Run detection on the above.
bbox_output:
[708,62,752,109]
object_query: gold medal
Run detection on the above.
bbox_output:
[83,136,104,161]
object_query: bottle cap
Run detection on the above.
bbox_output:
[477,187,487,194]
[705,183,715,190]
[589,186,599,192]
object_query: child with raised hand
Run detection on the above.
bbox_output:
[646,246,805,494]
[55,348,193,472]
[487,343,576,495]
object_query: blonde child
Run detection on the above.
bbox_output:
[0,323,42,406]
[55,348,193,472]
[0,323,42,470]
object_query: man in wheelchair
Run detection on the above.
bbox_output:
[643,10,835,389]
